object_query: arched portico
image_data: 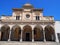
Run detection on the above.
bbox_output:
[22,25,32,41]
[0,24,57,42]
[1,25,10,41]
[34,25,44,41]
[10,25,21,41]
[44,25,56,41]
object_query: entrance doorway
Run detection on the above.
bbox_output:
[22,25,32,41]
[26,33,30,41]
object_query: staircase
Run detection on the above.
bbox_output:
[0,41,60,45]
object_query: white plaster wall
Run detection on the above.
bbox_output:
[54,21,60,42]
[55,21,60,33]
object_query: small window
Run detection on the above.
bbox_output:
[16,16,20,20]
[26,14,30,18]
[36,16,40,20]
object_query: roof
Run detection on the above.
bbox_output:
[12,3,43,11]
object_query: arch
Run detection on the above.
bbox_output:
[22,25,32,41]
[1,25,10,41]
[11,25,21,41]
[44,25,56,41]
[34,25,44,41]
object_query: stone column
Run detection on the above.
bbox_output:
[8,26,12,41]
[0,25,2,41]
[0,31,1,41]
[55,33,59,42]
[20,30,23,42]
[43,26,46,42]
[8,30,11,41]
[32,27,34,42]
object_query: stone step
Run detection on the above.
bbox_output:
[0,41,60,45]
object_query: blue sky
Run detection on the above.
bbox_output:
[0,0,60,20]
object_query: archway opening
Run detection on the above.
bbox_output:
[11,25,21,41]
[22,25,32,41]
[44,25,56,41]
[34,26,44,41]
[1,25,10,41]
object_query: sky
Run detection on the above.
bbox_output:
[0,0,60,20]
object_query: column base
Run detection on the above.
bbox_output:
[32,39,34,42]
[8,39,10,41]
[20,39,22,42]
[44,39,46,42]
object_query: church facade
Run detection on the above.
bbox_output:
[0,3,60,43]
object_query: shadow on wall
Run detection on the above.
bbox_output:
[57,33,60,42]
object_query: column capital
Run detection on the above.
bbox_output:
[32,26,35,30]
[9,25,13,30]
[42,26,46,30]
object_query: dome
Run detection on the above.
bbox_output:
[23,3,33,8]
[24,3,32,6]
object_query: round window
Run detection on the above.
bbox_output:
[26,14,30,18]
